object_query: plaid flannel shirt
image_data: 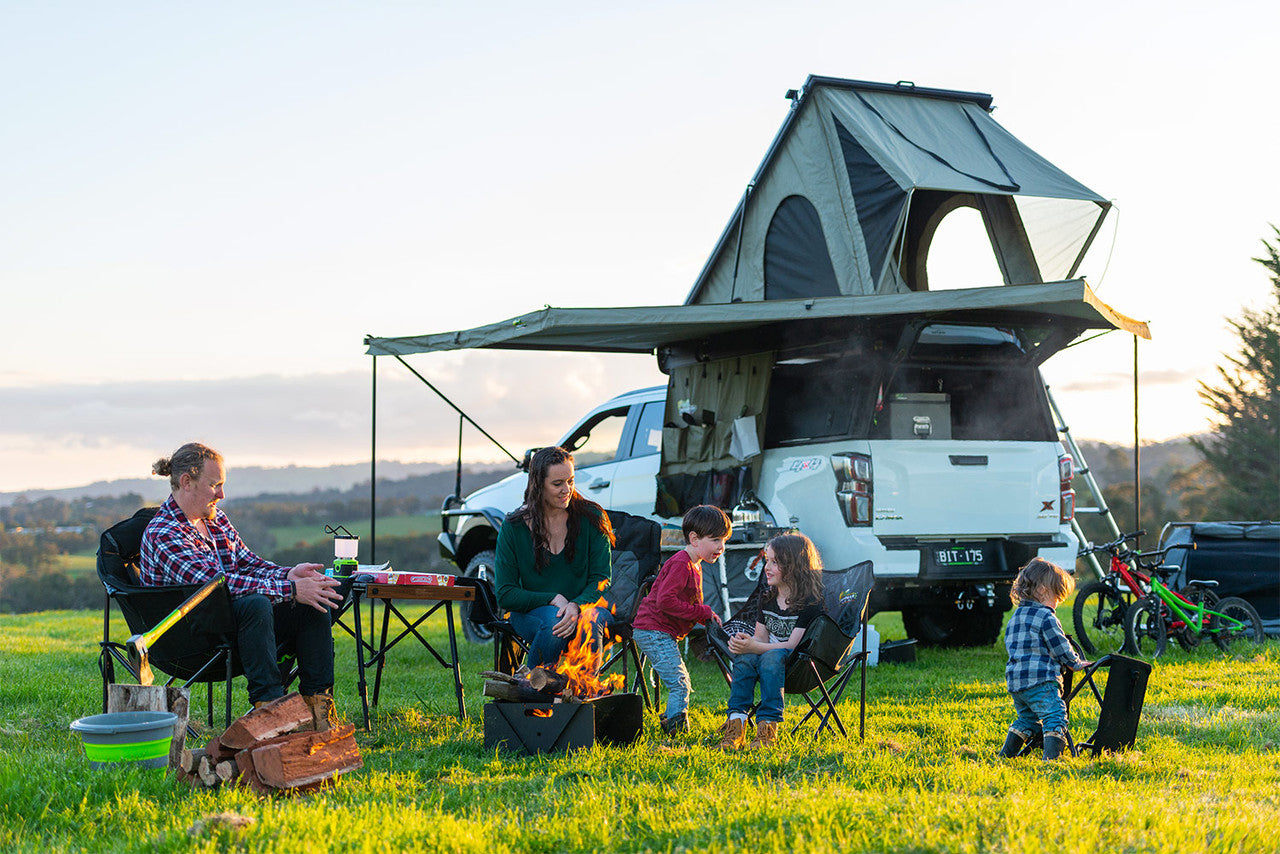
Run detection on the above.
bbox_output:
[1003,600,1086,693]
[140,495,290,602]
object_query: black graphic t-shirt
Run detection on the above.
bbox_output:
[758,596,824,644]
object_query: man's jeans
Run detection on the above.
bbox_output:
[727,648,788,723]
[633,629,692,719]
[507,604,615,670]
[231,593,335,703]
[1009,678,1068,738]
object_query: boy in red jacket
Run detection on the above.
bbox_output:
[632,505,729,734]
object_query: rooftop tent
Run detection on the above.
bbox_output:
[685,77,1111,304]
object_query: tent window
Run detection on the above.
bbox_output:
[763,196,840,300]
[925,206,1006,290]
[834,117,907,288]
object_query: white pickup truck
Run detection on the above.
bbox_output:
[439,318,1078,647]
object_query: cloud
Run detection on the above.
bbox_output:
[1055,367,1205,393]
[0,352,665,490]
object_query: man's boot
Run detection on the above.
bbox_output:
[998,729,1028,758]
[749,720,778,749]
[719,717,747,750]
[1042,731,1069,761]
[303,693,337,733]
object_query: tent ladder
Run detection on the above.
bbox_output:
[1046,383,1123,580]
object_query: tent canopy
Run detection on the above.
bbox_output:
[685,77,1113,304]
[365,279,1148,358]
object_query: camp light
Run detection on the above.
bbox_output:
[325,525,359,577]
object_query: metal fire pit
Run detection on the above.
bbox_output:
[483,692,644,755]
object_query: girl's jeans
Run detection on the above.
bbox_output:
[1009,678,1068,738]
[632,629,692,719]
[728,648,788,723]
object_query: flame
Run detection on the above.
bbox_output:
[529,708,553,718]
[553,584,624,699]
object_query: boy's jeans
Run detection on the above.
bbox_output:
[633,628,692,719]
[1009,678,1068,738]
[728,649,788,723]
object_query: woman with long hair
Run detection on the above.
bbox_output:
[494,446,616,668]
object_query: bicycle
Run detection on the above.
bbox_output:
[1072,531,1223,656]
[1125,562,1265,658]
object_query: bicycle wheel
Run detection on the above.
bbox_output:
[1125,597,1167,658]
[1072,581,1131,656]
[1211,596,1266,652]
[1173,585,1219,651]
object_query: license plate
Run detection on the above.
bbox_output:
[926,543,993,575]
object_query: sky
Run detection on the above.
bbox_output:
[2,1,1277,493]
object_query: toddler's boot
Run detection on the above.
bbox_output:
[1042,731,1069,761]
[660,711,689,735]
[719,717,747,750]
[749,720,778,749]
[998,729,1028,758]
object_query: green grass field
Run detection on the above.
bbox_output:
[0,605,1276,853]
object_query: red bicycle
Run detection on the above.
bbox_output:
[1072,531,1216,656]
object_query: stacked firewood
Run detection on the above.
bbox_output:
[481,667,573,702]
[173,693,362,795]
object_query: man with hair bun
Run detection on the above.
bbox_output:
[140,441,344,729]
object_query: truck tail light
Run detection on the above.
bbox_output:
[1059,452,1074,523]
[832,452,873,527]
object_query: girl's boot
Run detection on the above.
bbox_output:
[1042,731,1069,761]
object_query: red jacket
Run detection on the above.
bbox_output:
[632,549,716,640]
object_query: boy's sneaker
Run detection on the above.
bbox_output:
[660,712,689,734]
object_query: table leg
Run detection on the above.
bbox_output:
[353,588,371,731]
[445,601,466,719]
[371,597,393,708]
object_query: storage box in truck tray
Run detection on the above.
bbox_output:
[888,393,951,439]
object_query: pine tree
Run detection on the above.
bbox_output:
[1191,226,1280,519]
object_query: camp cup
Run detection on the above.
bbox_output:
[70,710,178,770]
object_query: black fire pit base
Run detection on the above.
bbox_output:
[483,692,643,755]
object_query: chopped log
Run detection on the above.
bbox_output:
[179,748,206,775]
[215,761,237,785]
[197,754,218,787]
[526,667,568,695]
[107,683,190,771]
[250,724,362,789]
[219,694,311,749]
[480,670,518,684]
[204,735,238,763]
[483,680,551,703]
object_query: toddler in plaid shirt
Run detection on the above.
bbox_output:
[999,557,1090,761]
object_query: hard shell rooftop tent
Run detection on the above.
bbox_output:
[685,76,1111,305]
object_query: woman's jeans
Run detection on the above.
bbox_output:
[1009,678,1068,738]
[508,604,615,669]
[633,629,692,718]
[728,648,788,723]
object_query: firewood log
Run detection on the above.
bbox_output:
[197,754,218,787]
[179,748,205,775]
[220,694,311,749]
[483,680,551,703]
[526,667,569,695]
[215,761,237,784]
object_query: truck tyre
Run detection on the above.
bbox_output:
[460,549,497,645]
[902,602,1004,647]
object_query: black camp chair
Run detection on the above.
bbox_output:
[598,511,662,706]
[1017,651,1152,758]
[455,574,528,674]
[708,560,876,739]
[96,508,242,729]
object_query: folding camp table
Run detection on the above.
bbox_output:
[349,580,474,729]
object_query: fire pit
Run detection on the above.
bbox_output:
[483,693,644,755]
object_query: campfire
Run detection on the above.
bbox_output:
[481,596,642,754]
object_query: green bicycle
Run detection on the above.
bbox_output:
[1125,562,1265,658]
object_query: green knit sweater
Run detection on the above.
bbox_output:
[494,513,612,613]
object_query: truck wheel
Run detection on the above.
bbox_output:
[460,550,496,644]
[902,603,1005,647]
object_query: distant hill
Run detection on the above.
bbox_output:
[0,460,517,507]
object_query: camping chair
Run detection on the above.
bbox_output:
[598,511,662,708]
[96,508,242,729]
[454,574,528,674]
[1017,651,1152,758]
[708,560,876,739]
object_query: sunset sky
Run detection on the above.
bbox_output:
[2,1,1276,493]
